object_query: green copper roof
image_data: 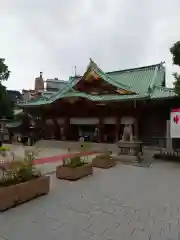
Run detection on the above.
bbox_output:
[49,91,148,102]
[150,86,176,99]
[88,59,133,91]
[18,59,176,108]
[107,63,165,94]
[48,59,133,103]
[18,92,148,107]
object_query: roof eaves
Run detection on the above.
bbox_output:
[150,86,177,99]
[46,79,68,83]
[60,91,148,102]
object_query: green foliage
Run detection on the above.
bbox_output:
[0,151,41,187]
[0,85,13,119]
[173,73,180,95]
[170,41,180,95]
[95,151,112,161]
[170,41,180,66]
[0,58,10,82]
[0,59,12,118]
[63,155,85,168]
[0,146,10,152]
[0,146,10,157]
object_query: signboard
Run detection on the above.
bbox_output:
[70,118,99,125]
[170,109,180,138]
[121,117,135,125]
[104,118,116,124]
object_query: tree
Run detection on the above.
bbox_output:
[170,41,180,94]
[0,59,13,118]
[0,58,10,81]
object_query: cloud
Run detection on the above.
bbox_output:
[0,0,180,90]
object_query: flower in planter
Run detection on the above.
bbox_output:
[96,151,112,160]
[80,142,90,163]
[0,151,41,187]
[0,146,10,157]
[0,146,10,152]
[63,155,85,168]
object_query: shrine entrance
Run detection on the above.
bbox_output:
[69,118,99,141]
[78,125,96,141]
[103,117,116,143]
[103,124,116,143]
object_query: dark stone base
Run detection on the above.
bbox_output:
[154,152,180,161]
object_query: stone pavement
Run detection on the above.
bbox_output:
[3,143,100,174]
[3,144,70,159]
[1,161,180,239]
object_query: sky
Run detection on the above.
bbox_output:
[0,0,180,91]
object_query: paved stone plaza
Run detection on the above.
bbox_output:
[1,157,180,240]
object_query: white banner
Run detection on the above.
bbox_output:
[170,109,180,138]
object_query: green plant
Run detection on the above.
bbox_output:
[0,146,11,157]
[0,152,41,187]
[80,142,90,162]
[0,146,10,152]
[170,41,180,95]
[63,155,85,168]
[104,150,112,157]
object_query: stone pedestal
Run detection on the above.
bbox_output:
[117,140,143,163]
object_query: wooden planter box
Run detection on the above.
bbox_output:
[56,163,93,181]
[0,176,50,212]
[91,155,116,169]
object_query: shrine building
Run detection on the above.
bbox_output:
[17,59,178,147]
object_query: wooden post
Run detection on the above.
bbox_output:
[64,117,70,140]
[115,118,120,142]
[98,118,103,142]
[134,118,139,140]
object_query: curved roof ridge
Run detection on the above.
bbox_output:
[89,59,132,90]
[148,65,159,94]
[49,75,79,101]
[106,62,165,75]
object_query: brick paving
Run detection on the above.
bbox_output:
[1,147,180,239]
